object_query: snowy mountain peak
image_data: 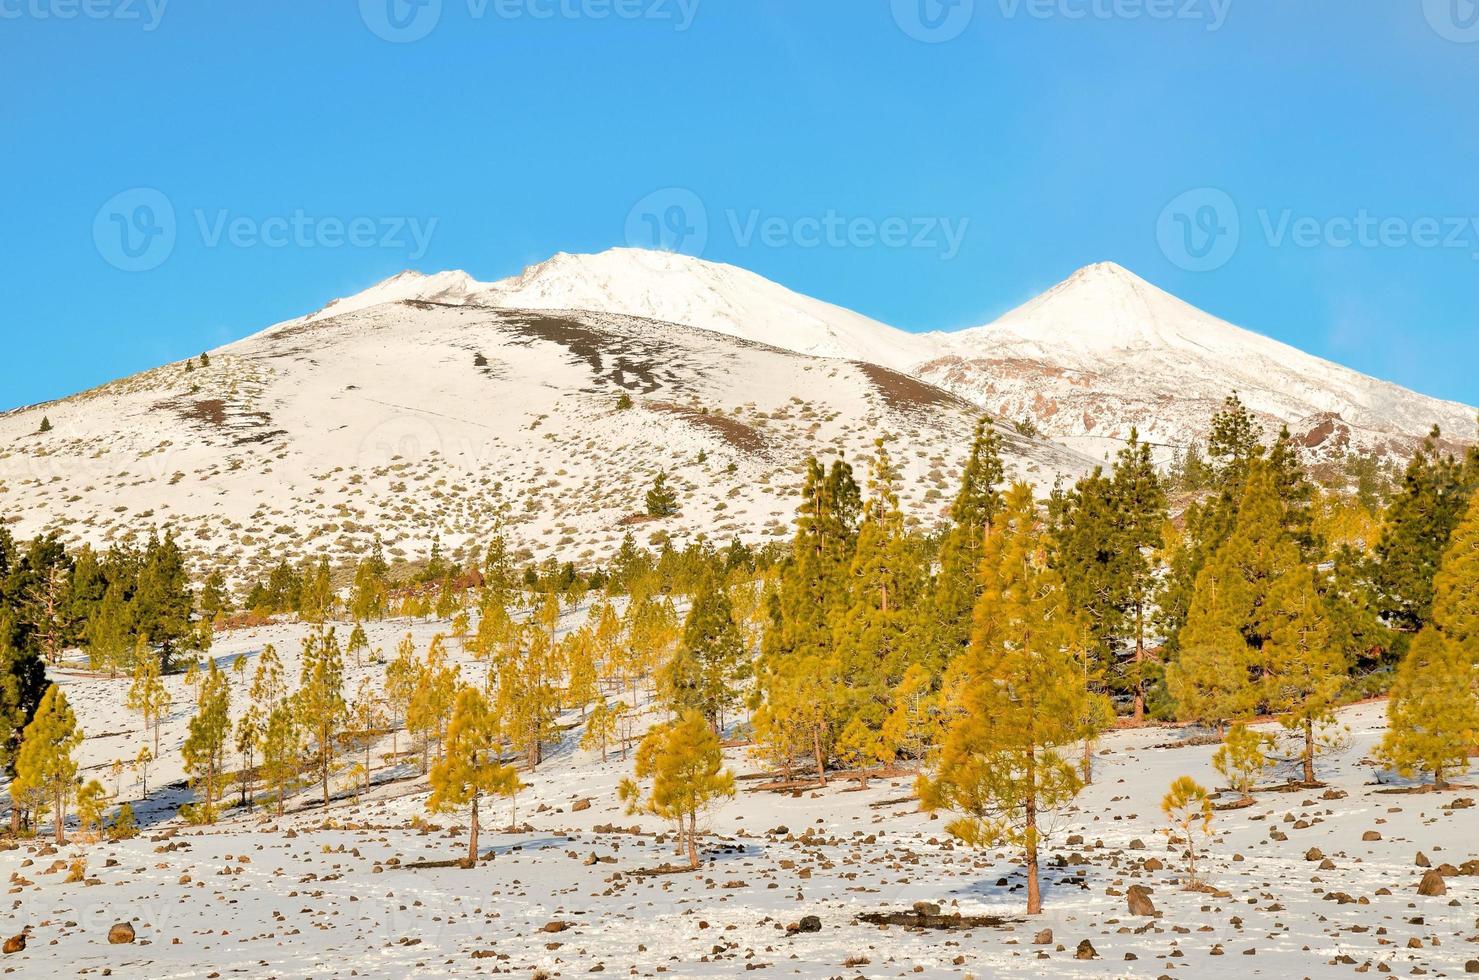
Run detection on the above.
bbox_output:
[308,268,482,321]
[964,260,1257,359]
[470,247,927,368]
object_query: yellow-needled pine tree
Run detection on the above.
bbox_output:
[428,686,518,867]
[1377,627,1478,789]
[181,660,230,823]
[619,711,735,869]
[919,484,1108,915]
[1162,775,1214,886]
[1212,723,1274,805]
[1168,461,1297,732]
[11,685,83,843]
[1262,564,1346,785]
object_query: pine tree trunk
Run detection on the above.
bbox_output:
[1082,737,1093,786]
[1025,745,1041,915]
[813,729,827,787]
[54,787,66,845]
[467,794,480,868]
[1132,631,1146,724]
[686,811,699,869]
[1303,718,1315,785]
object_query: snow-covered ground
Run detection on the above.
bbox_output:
[3,611,1475,978]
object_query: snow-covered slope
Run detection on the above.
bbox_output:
[470,248,930,369]
[4,249,1471,578]
[354,249,1474,469]
[0,300,1090,580]
[914,262,1478,464]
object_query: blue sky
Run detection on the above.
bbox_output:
[3,0,1478,413]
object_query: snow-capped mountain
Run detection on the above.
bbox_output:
[0,296,1091,580]
[381,247,1471,468]
[913,262,1477,465]
[3,248,1471,579]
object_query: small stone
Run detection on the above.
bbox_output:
[2,934,24,955]
[1033,929,1053,945]
[107,922,135,944]
[1076,940,1098,960]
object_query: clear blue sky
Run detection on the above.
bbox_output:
[3,0,1478,412]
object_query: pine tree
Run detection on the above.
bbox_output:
[1052,430,1166,723]
[1432,492,1479,653]
[581,697,621,762]
[1371,430,1472,638]
[646,471,679,518]
[1168,461,1298,731]
[348,675,386,794]
[296,628,347,808]
[1377,627,1477,789]
[11,685,82,842]
[37,416,51,434]
[76,779,106,841]
[126,641,172,756]
[1161,776,1214,885]
[919,484,1108,915]
[0,620,47,789]
[260,703,300,815]
[494,624,558,769]
[1212,723,1273,804]
[663,574,745,732]
[753,455,860,784]
[930,418,1005,671]
[131,531,200,664]
[562,626,599,719]
[181,660,230,823]
[199,569,232,623]
[834,714,886,788]
[1207,392,1263,481]
[832,440,920,753]
[133,745,152,798]
[428,686,519,867]
[384,634,419,764]
[620,711,735,869]
[1262,565,1344,785]
[86,581,133,676]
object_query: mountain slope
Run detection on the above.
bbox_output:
[470,248,929,369]
[914,262,1477,464]
[0,300,1090,580]
[441,248,1473,468]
